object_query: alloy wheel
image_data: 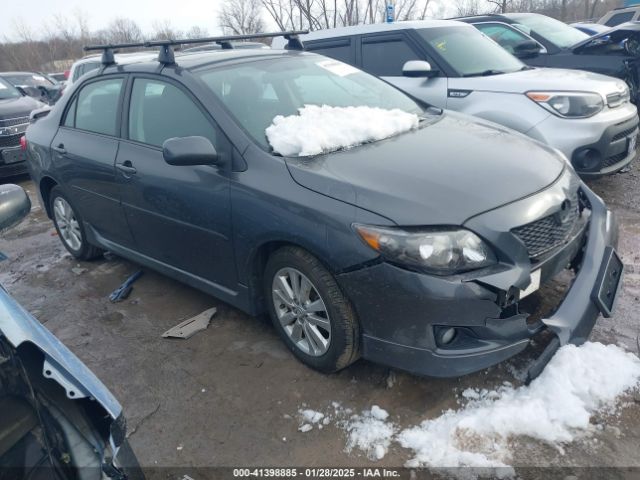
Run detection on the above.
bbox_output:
[53,197,82,251]
[272,267,331,356]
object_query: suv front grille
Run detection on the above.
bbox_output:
[0,134,22,149]
[512,179,586,261]
[0,116,29,128]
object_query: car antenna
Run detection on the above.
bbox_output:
[83,42,147,66]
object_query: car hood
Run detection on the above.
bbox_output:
[0,95,42,120]
[573,21,640,51]
[285,111,565,226]
[0,285,122,418]
[456,67,628,98]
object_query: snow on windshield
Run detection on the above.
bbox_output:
[265,105,420,157]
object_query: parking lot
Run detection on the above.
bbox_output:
[1,165,640,475]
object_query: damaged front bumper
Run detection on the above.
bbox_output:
[337,172,621,378]
[0,285,143,478]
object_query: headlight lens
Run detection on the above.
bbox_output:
[354,225,497,275]
[526,91,604,118]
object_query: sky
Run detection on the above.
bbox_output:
[1,0,226,41]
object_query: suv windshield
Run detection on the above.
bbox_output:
[4,74,54,88]
[196,55,422,150]
[0,77,21,100]
[416,26,525,77]
[507,14,589,48]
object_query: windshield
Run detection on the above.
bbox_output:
[0,77,21,100]
[4,74,54,88]
[197,55,423,150]
[508,14,590,48]
[416,26,525,77]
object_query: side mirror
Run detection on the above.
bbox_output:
[513,40,541,59]
[0,184,31,233]
[163,136,221,166]
[402,60,438,78]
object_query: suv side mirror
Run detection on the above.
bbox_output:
[402,60,438,78]
[0,184,31,233]
[163,136,221,167]
[513,40,541,59]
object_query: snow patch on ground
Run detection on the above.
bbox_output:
[292,342,640,470]
[265,105,419,157]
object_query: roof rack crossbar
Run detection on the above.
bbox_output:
[84,42,147,65]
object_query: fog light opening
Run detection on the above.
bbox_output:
[436,327,457,346]
[572,148,601,171]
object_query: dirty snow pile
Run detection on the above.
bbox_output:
[294,342,640,470]
[265,105,419,157]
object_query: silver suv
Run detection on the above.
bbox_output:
[283,20,639,177]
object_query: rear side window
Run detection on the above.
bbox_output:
[361,37,422,76]
[306,39,354,63]
[128,78,217,148]
[604,11,635,27]
[72,78,123,136]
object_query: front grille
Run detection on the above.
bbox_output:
[0,116,29,128]
[612,126,638,142]
[512,178,585,261]
[0,134,22,149]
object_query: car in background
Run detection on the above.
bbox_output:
[48,72,68,83]
[66,51,158,87]
[598,5,640,27]
[0,71,65,105]
[570,22,611,36]
[0,184,144,479]
[182,40,269,52]
[287,20,638,177]
[25,42,622,379]
[0,77,44,178]
[457,14,640,105]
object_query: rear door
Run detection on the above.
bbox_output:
[116,75,237,289]
[51,76,134,247]
[359,32,448,108]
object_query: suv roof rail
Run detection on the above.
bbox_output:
[84,30,308,67]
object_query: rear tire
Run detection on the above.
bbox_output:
[264,246,360,373]
[49,186,102,260]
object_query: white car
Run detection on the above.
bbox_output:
[277,20,639,177]
[67,52,158,87]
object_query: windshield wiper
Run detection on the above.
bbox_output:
[463,69,506,77]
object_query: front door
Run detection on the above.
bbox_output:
[116,76,236,289]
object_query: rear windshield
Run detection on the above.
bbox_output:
[508,14,589,48]
[3,74,54,88]
[0,77,21,100]
[196,55,422,150]
[416,26,525,77]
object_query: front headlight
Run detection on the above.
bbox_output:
[526,91,604,118]
[354,225,497,275]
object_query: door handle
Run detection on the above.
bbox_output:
[116,161,137,175]
[52,144,66,154]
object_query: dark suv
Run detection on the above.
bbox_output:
[457,13,640,104]
[0,77,43,178]
[25,39,621,379]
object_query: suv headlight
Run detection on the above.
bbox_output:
[354,225,497,275]
[526,91,604,118]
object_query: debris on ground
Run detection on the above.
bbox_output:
[109,270,143,302]
[71,266,88,275]
[162,307,216,339]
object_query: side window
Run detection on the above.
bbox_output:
[74,78,123,136]
[361,36,422,76]
[62,97,77,128]
[128,78,217,148]
[475,23,531,54]
[306,39,354,64]
[604,11,634,27]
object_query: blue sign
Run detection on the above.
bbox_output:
[386,3,394,23]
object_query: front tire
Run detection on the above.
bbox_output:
[264,246,360,373]
[49,186,102,260]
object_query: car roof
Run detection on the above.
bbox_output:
[0,71,42,76]
[296,19,471,41]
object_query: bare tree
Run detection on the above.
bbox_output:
[150,19,184,40]
[185,26,210,38]
[100,17,144,44]
[218,0,266,35]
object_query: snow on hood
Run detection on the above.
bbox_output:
[265,105,420,157]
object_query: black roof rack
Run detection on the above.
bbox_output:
[84,30,308,67]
